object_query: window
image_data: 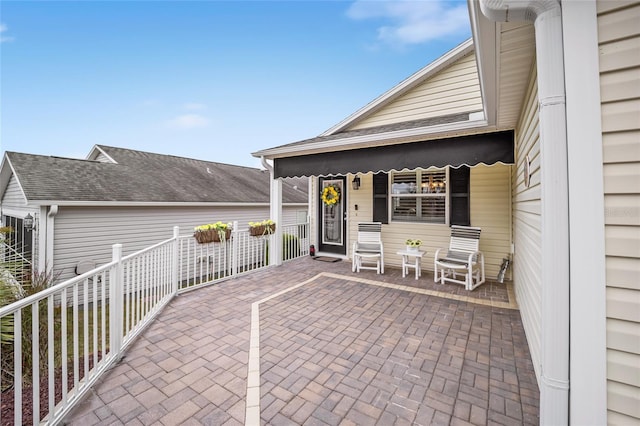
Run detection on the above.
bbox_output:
[372,167,470,226]
[391,169,448,223]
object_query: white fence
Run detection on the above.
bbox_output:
[0,222,309,425]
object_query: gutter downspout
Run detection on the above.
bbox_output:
[479,1,569,424]
[261,157,283,266]
[46,205,59,275]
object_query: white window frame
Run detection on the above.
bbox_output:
[389,168,449,225]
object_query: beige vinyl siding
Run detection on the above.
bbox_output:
[512,63,542,383]
[469,164,512,278]
[52,205,303,282]
[346,164,511,278]
[598,0,640,422]
[348,53,482,130]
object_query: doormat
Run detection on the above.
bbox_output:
[313,256,341,263]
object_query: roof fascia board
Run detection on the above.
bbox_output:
[86,145,117,163]
[468,0,499,127]
[321,38,475,136]
[22,201,307,207]
[0,154,12,199]
[0,155,29,205]
[259,117,491,159]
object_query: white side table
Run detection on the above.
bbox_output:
[397,250,426,280]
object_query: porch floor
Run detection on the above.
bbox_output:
[65,257,539,425]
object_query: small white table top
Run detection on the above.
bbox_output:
[396,249,425,257]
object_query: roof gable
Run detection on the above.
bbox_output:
[347,51,482,131]
[322,38,475,135]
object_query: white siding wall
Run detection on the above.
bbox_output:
[1,174,37,266]
[349,53,483,130]
[345,165,511,277]
[52,205,305,282]
[598,1,640,423]
[512,64,542,382]
[1,175,30,216]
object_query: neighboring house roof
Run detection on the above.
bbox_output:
[0,146,308,205]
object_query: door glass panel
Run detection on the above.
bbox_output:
[321,180,343,245]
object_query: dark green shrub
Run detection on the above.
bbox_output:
[266,233,301,263]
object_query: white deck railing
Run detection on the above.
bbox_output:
[0,222,309,425]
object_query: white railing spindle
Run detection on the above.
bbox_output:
[32,302,39,425]
[14,309,22,426]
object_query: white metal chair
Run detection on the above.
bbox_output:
[434,225,485,290]
[352,222,384,274]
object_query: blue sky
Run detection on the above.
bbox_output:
[0,1,471,168]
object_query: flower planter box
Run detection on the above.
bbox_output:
[193,229,231,244]
[249,224,276,237]
[406,245,420,252]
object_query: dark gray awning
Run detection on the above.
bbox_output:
[274,130,514,178]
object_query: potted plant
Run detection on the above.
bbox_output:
[405,238,422,252]
[248,219,276,237]
[193,222,232,244]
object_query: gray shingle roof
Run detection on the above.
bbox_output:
[7,146,308,204]
[252,112,475,156]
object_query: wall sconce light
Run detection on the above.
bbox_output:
[24,213,35,231]
[352,175,361,190]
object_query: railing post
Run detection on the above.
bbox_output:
[231,221,238,276]
[172,226,179,294]
[110,244,124,360]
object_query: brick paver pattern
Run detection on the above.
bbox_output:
[65,257,538,425]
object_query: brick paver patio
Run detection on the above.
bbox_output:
[65,257,539,425]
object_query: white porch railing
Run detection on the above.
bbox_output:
[0,222,309,425]
[1,241,33,290]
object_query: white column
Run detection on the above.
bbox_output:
[270,174,283,266]
[534,7,570,423]
[110,243,124,359]
[45,205,58,276]
[37,206,47,273]
[172,226,180,294]
[561,1,607,423]
[261,157,283,267]
[479,1,570,424]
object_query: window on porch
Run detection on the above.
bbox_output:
[391,170,447,223]
[373,166,469,226]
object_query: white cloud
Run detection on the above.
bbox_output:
[182,102,207,111]
[166,114,210,129]
[346,0,469,47]
[0,23,15,43]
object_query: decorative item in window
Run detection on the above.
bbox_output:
[248,219,276,236]
[405,238,422,252]
[321,184,341,206]
[193,222,232,244]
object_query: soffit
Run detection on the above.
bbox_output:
[496,21,536,129]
